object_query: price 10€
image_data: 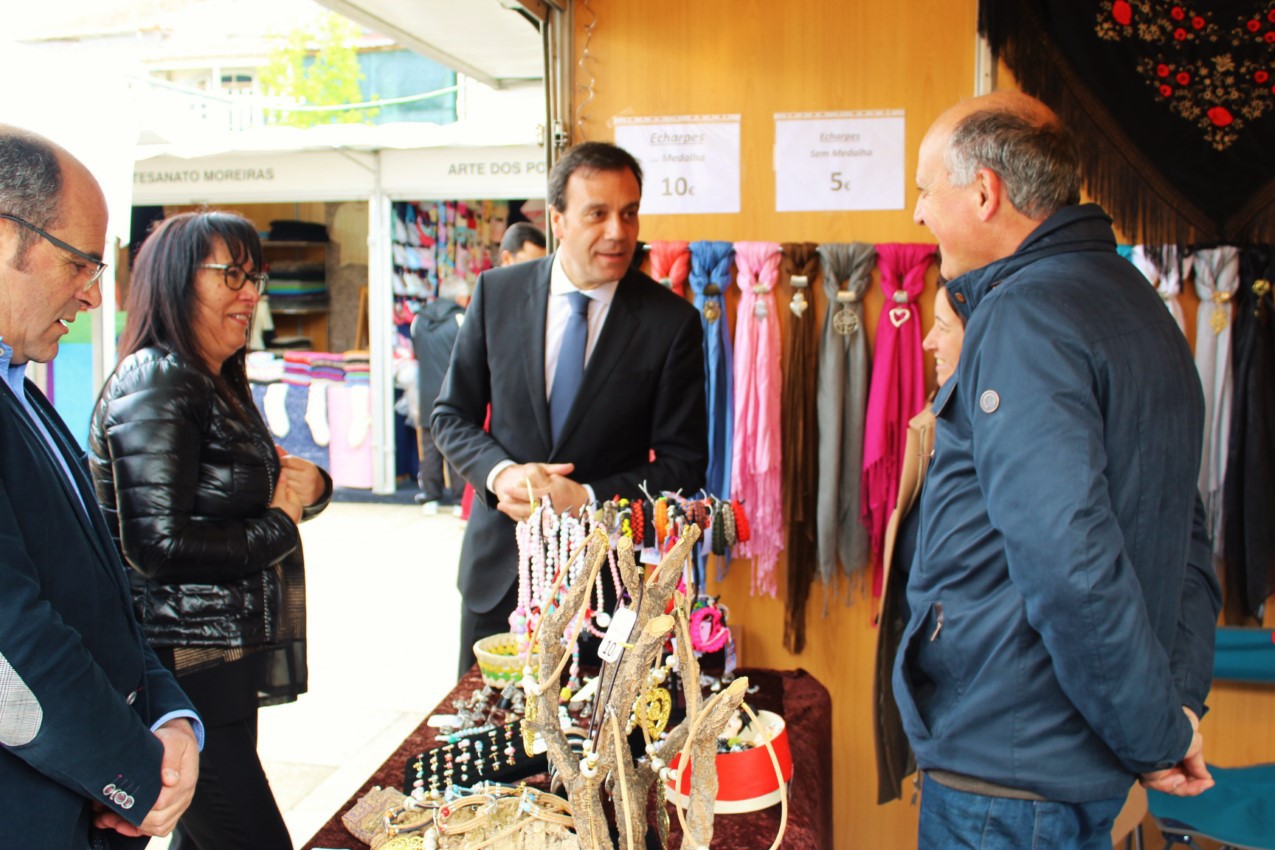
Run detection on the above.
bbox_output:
[661,177,696,197]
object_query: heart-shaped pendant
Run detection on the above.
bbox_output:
[790,291,808,317]
[889,306,911,328]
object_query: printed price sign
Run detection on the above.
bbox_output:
[773,110,906,212]
[613,114,741,214]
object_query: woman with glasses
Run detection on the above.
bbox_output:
[88,210,330,850]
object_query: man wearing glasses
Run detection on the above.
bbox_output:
[0,124,201,849]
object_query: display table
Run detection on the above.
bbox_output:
[302,667,831,850]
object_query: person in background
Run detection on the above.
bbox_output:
[89,211,332,850]
[432,142,707,676]
[497,221,547,267]
[873,279,965,804]
[412,275,471,513]
[0,123,201,849]
[898,91,1220,849]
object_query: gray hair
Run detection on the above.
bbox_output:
[438,275,471,302]
[0,127,63,266]
[944,109,1081,220]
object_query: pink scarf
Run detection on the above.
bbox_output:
[649,241,691,297]
[861,243,934,578]
[732,241,784,596]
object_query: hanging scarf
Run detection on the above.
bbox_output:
[649,241,691,298]
[815,243,875,595]
[1193,245,1240,553]
[780,242,821,652]
[731,241,784,597]
[1129,244,1187,334]
[861,243,933,585]
[688,241,736,505]
[1223,248,1275,621]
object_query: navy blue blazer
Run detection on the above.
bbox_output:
[0,378,196,850]
[431,255,708,613]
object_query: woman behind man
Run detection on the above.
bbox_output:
[89,211,332,849]
[873,281,966,803]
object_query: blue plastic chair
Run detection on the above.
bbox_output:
[1147,628,1275,850]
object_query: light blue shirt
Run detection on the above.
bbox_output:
[0,340,203,749]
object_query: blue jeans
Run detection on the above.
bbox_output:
[918,775,1126,850]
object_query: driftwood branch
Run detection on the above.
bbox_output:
[531,518,744,849]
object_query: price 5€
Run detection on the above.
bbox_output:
[829,172,853,192]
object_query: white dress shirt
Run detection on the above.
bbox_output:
[485,251,619,498]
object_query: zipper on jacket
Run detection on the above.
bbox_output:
[929,602,944,641]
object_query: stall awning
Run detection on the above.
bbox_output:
[313,0,545,89]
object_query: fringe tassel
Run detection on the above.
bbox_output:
[979,1,1275,244]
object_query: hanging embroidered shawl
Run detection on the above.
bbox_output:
[731,241,785,597]
[815,243,876,591]
[649,241,692,297]
[979,0,1275,243]
[1129,244,1187,333]
[1223,249,1275,621]
[688,241,736,506]
[1193,245,1240,553]
[780,242,821,652]
[861,244,934,584]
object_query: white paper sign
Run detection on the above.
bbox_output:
[773,110,906,212]
[613,114,741,214]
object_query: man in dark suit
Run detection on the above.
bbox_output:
[497,221,547,267]
[433,142,707,674]
[0,124,201,849]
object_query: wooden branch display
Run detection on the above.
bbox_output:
[524,522,750,850]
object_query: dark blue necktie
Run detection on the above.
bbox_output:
[549,290,591,443]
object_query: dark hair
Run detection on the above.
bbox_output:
[117,211,263,418]
[547,142,643,212]
[499,221,546,255]
[0,127,63,265]
[945,109,1081,220]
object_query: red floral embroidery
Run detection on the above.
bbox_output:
[1096,1,1272,150]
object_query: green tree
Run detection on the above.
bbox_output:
[259,12,378,128]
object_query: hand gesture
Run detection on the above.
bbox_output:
[1140,707,1214,797]
[492,462,575,521]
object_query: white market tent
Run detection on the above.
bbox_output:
[133,122,548,493]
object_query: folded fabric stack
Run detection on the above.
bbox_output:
[282,351,337,386]
[265,259,328,311]
[342,351,370,386]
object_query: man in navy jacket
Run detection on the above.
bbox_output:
[0,124,201,849]
[897,92,1221,848]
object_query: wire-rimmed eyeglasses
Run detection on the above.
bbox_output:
[198,263,269,295]
[0,212,107,290]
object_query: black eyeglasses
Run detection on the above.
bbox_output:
[0,212,107,290]
[198,263,269,294]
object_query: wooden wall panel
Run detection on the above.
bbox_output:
[570,2,1274,847]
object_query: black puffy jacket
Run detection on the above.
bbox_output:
[89,347,327,649]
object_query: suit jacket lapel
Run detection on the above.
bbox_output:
[521,261,553,451]
[19,383,129,600]
[554,269,641,451]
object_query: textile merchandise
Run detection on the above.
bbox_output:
[731,241,785,597]
[978,0,1275,242]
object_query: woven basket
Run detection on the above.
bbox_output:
[474,632,538,688]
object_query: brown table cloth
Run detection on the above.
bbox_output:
[302,667,831,850]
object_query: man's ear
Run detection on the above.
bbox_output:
[974,167,1002,222]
